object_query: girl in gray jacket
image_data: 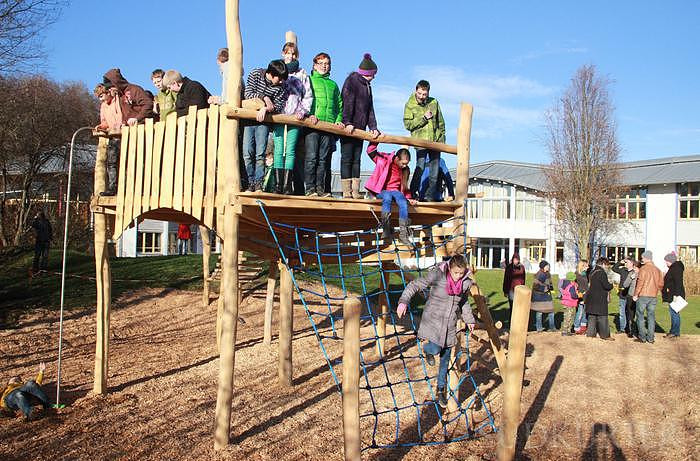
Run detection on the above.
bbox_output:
[396,255,476,407]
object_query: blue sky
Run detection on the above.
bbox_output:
[42,0,699,170]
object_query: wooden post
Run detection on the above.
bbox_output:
[263,260,279,347]
[342,297,361,461]
[376,264,388,356]
[470,284,506,373]
[285,30,297,46]
[93,136,112,395]
[452,103,473,253]
[214,0,243,450]
[447,319,464,414]
[497,285,532,461]
[278,261,294,386]
[201,225,211,308]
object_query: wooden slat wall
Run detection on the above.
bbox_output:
[112,107,230,240]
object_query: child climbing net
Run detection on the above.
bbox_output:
[258,202,497,451]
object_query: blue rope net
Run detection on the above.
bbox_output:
[257,201,497,451]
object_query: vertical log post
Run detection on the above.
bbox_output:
[343,297,362,461]
[376,263,388,356]
[214,0,243,449]
[451,103,473,253]
[497,285,532,461]
[201,225,211,308]
[263,259,279,347]
[93,136,112,394]
[278,261,294,386]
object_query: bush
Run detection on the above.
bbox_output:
[684,265,700,296]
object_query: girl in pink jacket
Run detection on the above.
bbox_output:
[365,142,417,246]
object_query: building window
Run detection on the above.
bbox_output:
[678,245,699,266]
[606,188,647,219]
[598,245,645,262]
[514,190,545,221]
[467,181,511,220]
[520,239,547,264]
[679,182,700,219]
[137,231,161,254]
[556,241,565,263]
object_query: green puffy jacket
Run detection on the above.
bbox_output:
[403,94,445,143]
[309,71,343,123]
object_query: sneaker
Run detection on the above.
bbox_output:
[437,387,448,408]
[634,338,646,343]
[668,334,680,339]
[425,354,435,366]
[305,190,318,197]
[99,190,116,196]
[601,337,615,341]
[318,191,332,198]
[561,332,574,336]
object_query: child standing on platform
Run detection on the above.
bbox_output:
[364,142,416,246]
[396,255,476,408]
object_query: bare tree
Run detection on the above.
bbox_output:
[544,65,623,261]
[0,74,97,246]
[0,0,66,74]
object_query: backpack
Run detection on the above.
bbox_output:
[560,280,579,307]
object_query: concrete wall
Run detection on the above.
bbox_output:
[645,183,678,268]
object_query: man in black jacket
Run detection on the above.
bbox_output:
[31,212,52,274]
[163,70,211,117]
[662,252,685,338]
[585,257,614,340]
[611,255,633,333]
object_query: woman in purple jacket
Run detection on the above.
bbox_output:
[340,53,380,199]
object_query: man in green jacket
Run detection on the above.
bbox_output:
[151,68,177,120]
[404,80,446,201]
[305,52,344,196]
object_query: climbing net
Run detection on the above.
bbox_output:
[258,202,497,451]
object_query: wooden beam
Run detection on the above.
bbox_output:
[228,107,458,154]
[342,297,362,461]
[263,260,278,347]
[470,284,506,373]
[278,260,293,386]
[497,285,531,461]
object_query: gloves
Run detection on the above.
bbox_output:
[397,303,408,318]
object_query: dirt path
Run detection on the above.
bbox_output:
[0,287,697,460]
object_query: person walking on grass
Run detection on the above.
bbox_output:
[633,251,663,344]
[622,259,641,338]
[662,252,685,339]
[502,253,526,320]
[611,255,633,334]
[559,273,579,336]
[585,257,614,340]
[1,363,50,420]
[396,255,476,408]
[574,259,590,334]
[177,223,191,256]
[531,260,556,332]
[31,212,52,274]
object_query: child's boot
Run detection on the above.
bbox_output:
[438,387,448,408]
[341,179,352,198]
[282,169,294,195]
[380,211,393,241]
[351,178,362,199]
[398,219,413,247]
[274,169,284,194]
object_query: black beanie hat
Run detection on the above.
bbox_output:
[539,260,549,270]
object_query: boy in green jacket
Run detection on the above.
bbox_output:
[305,52,344,196]
[403,80,446,201]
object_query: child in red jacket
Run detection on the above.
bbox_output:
[365,143,417,245]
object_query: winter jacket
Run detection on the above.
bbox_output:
[1,370,44,411]
[398,262,476,348]
[282,69,313,117]
[177,224,191,240]
[502,262,526,294]
[585,266,613,315]
[98,97,123,133]
[103,69,154,124]
[611,262,630,298]
[175,77,211,117]
[623,270,638,298]
[32,216,52,243]
[403,94,446,143]
[418,158,454,201]
[560,280,579,307]
[244,68,287,113]
[364,144,411,198]
[575,271,589,298]
[634,262,663,298]
[662,261,685,303]
[154,89,177,119]
[531,270,553,302]
[341,72,377,131]
[309,71,343,123]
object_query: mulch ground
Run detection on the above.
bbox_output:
[0,285,697,460]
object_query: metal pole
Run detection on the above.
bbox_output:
[56,126,93,406]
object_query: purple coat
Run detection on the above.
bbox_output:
[341,72,377,130]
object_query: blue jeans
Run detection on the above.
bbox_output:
[178,239,188,255]
[410,149,440,200]
[618,297,627,331]
[669,304,681,336]
[636,296,657,342]
[377,190,409,220]
[304,130,333,193]
[535,312,555,331]
[422,340,452,390]
[574,303,587,329]
[4,381,50,418]
[243,124,270,183]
